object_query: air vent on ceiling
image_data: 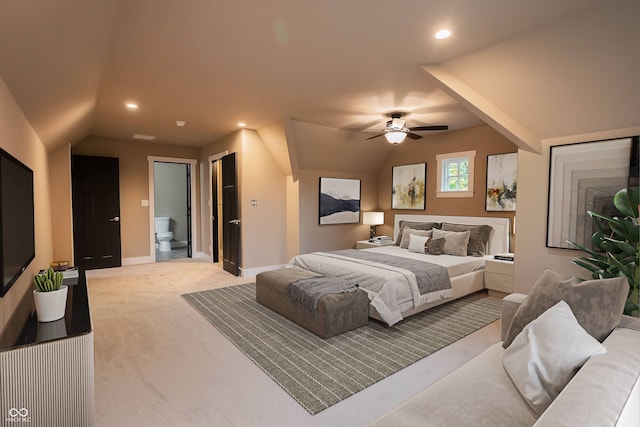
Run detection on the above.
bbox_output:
[132,134,156,140]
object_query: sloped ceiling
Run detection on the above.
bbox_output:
[0,0,602,154]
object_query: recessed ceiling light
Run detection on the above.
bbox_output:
[238,122,247,127]
[175,120,186,127]
[125,102,139,110]
[434,29,452,40]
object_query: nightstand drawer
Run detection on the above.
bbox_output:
[485,260,514,275]
[485,271,513,293]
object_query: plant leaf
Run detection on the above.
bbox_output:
[614,187,639,219]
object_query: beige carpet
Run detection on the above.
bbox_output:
[88,261,501,427]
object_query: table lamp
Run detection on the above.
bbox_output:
[363,211,384,241]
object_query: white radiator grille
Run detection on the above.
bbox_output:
[0,333,94,426]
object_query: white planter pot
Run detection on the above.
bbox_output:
[33,285,68,322]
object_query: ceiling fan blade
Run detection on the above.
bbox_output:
[411,125,449,131]
[406,132,422,140]
[365,133,385,140]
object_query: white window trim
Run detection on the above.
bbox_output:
[436,150,476,198]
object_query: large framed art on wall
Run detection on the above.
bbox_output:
[546,136,637,249]
[319,177,361,225]
[486,153,517,212]
[392,163,426,210]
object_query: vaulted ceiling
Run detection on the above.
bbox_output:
[0,0,603,150]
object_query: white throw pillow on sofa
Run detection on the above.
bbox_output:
[502,300,607,415]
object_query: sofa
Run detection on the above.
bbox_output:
[370,286,640,427]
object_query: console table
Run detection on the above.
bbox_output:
[0,270,94,426]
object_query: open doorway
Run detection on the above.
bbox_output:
[148,156,198,262]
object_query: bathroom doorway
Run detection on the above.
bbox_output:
[148,157,198,262]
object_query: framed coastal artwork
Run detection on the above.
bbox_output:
[486,153,517,211]
[318,177,361,225]
[392,163,426,210]
[546,136,636,249]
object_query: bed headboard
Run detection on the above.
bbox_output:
[394,214,511,255]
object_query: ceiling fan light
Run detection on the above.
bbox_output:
[385,131,406,144]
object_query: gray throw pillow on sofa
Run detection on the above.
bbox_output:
[440,222,492,256]
[502,269,629,348]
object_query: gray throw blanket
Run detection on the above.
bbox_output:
[328,249,451,295]
[287,276,359,319]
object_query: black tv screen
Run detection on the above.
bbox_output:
[0,148,35,297]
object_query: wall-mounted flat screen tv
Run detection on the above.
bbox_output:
[0,147,35,297]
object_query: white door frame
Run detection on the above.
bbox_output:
[148,156,198,262]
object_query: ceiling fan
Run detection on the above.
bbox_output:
[366,112,448,144]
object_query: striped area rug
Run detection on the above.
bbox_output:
[182,283,500,415]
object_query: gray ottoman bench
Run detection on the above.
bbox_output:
[256,267,369,338]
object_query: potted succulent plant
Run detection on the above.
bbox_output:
[33,268,68,322]
[569,187,639,316]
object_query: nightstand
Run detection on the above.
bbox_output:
[355,240,394,249]
[484,258,514,296]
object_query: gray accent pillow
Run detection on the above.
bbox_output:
[399,229,432,249]
[395,221,440,246]
[425,237,445,255]
[502,269,629,349]
[431,229,471,257]
[440,223,493,256]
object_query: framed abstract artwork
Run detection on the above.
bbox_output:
[546,136,637,249]
[392,163,426,210]
[486,153,517,211]
[319,177,361,224]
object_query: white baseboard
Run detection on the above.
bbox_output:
[194,252,213,261]
[240,264,289,278]
[122,256,154,266]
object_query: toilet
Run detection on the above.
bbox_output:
[155,217,173,252]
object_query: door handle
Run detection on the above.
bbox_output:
[109,216,120,222]
[228,219,240,224]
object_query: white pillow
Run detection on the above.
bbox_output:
[502,300,607,415]
[431,228,470,256]
[408,234,430,253]
[399,229,432,249]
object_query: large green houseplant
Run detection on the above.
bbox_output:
[569,187,639,316]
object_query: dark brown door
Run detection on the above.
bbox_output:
[211,159,219,263]
[71,155,121,269]
[222,153,240,276]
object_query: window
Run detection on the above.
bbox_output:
[436,150,476,198]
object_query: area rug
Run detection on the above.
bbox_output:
[182,283,501,415]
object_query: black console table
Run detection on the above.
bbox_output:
[0,270,94,426]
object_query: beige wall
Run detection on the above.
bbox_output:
[49,143,73,263]
[436,0,640,292]
[298,169,379,254]
[72,136,200,259]
[0,78,53,336]
[375,125,517,247]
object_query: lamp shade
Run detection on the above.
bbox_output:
[363,211,384,225]
[385,131,407,144]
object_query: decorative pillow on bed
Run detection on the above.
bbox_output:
[425,237,445,255]
[395,221,440,246]
[408,234,430,253]
[502,300,607,415]
[440,223,492,256]
[502,269,629,349]
[399,229,432,249]
[431,229,470,256]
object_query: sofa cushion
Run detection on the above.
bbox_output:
[502,300,607,415]
[503,269,628,348]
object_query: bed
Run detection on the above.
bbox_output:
[289,215,511,326]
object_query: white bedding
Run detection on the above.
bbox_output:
[289,246,488,326]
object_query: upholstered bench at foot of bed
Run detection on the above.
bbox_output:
[256,267,369,339]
